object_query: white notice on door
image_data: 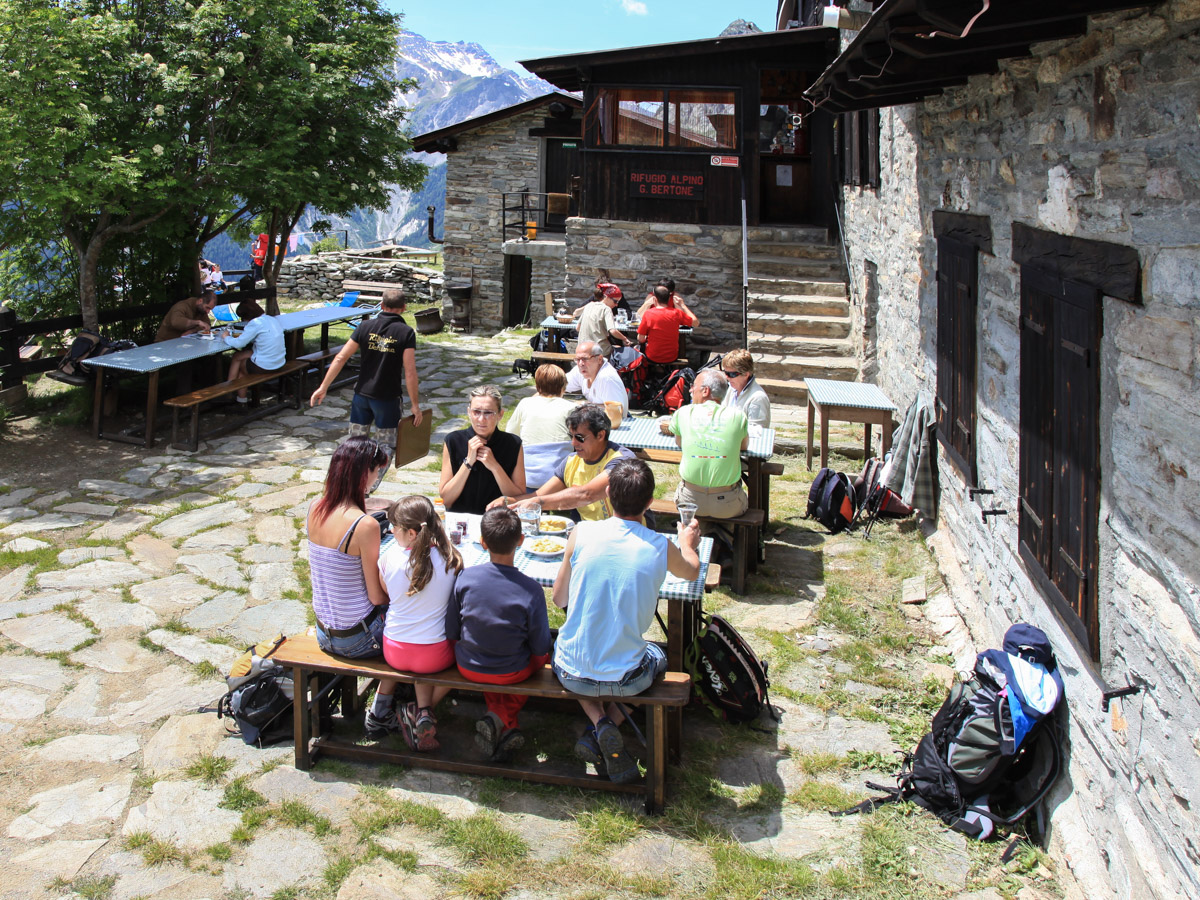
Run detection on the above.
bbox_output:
[776,165,793,187]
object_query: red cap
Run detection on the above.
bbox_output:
[598,282,623,300]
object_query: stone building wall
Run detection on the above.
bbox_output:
[839,4,1200,896]
[564,217,746,356]
[441,108,565,332]
[275,254,441,305]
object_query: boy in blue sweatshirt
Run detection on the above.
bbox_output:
[445,507,552,761]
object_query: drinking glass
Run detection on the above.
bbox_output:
[677,502,698,529]
[518,501,542,536]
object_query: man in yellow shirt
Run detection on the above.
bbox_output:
[503,404,635,521]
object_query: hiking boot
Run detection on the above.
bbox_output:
[596,718,638,784]
[491,728,525,763]
[574,726,603,766]
[408,703,440,752]
[475,712,503,757]
[364,706,401,738]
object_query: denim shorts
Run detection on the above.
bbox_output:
[553,643,667,698]
[315,609,385,660]
[350,393,402,429]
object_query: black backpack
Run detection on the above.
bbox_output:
[684,613,781,725]
[807,468,857,533]
[838,625,1065,840]
[48,329,135,386]
[529,328,566,354]
[644,366,694,415]
[217,665,294,747]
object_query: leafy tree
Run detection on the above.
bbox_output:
[0,0,425,329]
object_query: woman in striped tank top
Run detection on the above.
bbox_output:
[307,436,402,738]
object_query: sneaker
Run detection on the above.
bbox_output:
[364,706,401,738]
[491,728,525,763]
[409,704,440,752]
[574,726,603,766]
[596,718,639,784]
[235,395,249,405]
[475,712,503,757]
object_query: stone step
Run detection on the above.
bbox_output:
[748,333,856,356]
[747,241,842,262]
[747,311,851,338]
[750,256,846,279]
[748,293,850,317]
[756,355,859,383]
[745,225,831,243]
[756,377,810,404]
[749,276,848,297]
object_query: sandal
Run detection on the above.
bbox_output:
[412,705,440,752]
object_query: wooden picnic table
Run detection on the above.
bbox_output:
[86,305,371,448]
[805,378,897,471]
[538,315,693,359]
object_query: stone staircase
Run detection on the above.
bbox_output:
[746,226,856,407]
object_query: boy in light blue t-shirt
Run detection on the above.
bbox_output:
[551,459,700,783]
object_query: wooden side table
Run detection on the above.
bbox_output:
[806,378,898,471]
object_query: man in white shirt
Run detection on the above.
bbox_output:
[565,341,629,416]
[575,285,633,357]
[223,300,286,403]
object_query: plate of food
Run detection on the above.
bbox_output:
[538,516,571,534]
[524,536,567,558]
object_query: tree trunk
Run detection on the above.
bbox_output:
[78,237,107,333]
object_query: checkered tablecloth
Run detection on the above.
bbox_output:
[610,414,775,460]
[428,513,710,603]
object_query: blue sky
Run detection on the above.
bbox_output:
[387,1,778,72]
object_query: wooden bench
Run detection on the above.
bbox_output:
[341,280,403,306]
[272,633,692,813]
[649,498,764,595]
[531,351,575,369]
[296,343,350,391]
[164,358,306,450]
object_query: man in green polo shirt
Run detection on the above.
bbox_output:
[661,369,749,521]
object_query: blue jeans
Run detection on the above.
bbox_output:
[350,393,401,429]
[315,609,385,659]
[553,643,667,697]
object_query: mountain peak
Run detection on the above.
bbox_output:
[720,19,763,36]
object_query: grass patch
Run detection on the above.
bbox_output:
[260,757,283,774]
[47,874,117,900]
[440,811,528,864]
[739,781,786,811]
[268,886,300,900]
[276,799,334,836]
[364,840,419,870]
[322,855,357,892]
[453,863,521,900]
[0,544,61,579]
[575,802,643,847]
[193,659,221,680]
[376,762,407,781]
[707,843,818,900]
[206,842,232,861]
[185,752,233,785]
[788,781,861,812]
[221,776,267,812]
[40,650,84,669]
[313,758,356,779]
[124,832,187,867]
[161,617,194,634]
[138,634,166,654]
[793,750,842,776]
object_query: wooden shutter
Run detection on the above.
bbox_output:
[936,237,978,482]
[1018,269,1056,574]
[863,109,880,188]
[1052,279,1101,658]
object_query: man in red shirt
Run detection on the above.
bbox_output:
[637,286,698,364]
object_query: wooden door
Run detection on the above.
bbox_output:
[543,139,580,232]
[503,255,532,327]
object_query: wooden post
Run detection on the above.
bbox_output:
[0,306,20,390]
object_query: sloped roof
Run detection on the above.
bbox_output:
[412,92,581,152]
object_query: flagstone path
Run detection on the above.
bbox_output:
[0,328,1056,900]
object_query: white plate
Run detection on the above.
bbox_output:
[538,516,572,534]
[523,537,567,558]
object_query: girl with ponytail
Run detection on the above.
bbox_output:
[378,495,463,751]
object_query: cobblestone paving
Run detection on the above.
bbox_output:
[0,329,1033,900]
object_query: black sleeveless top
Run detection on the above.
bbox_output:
[444,428,522,514]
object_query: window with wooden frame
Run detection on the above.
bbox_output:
[1018,268,1101,660]
[936,236,979,482]
[594,87,738,150]
[838,108,879,188]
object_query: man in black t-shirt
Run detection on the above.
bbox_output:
[310,290,422,474]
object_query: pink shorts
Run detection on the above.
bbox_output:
[382,636,455,674]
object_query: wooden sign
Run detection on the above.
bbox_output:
[629,170,704,200]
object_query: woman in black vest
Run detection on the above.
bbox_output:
[440,385,525,514]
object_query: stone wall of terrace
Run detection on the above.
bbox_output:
[838,3,1200,895]
[275,254,441,306]
[564,217,746,358]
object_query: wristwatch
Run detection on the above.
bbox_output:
[464,461,474,470]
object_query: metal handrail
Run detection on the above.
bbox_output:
[832,196,860,309]
[500,191,568,243]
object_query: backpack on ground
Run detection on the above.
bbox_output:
[644,366,694,415]
[836,623,1065,841]
[216,634,295,747]
[684,613,781,726]
[48,329,135,386]
[806,468,858,533]
[529,328,567,355]
[852,456,914,538]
